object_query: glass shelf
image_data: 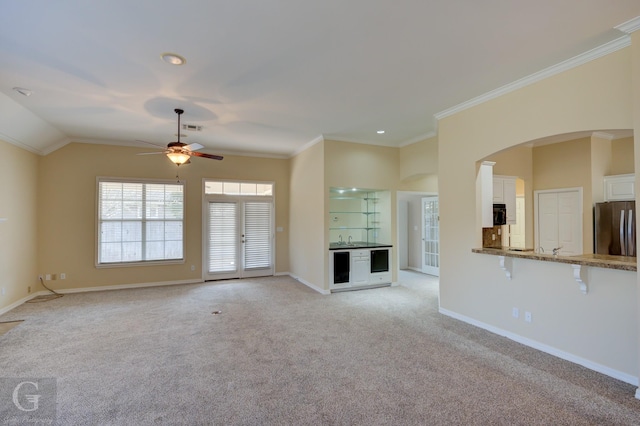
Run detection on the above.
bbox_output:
[330,227,380,230]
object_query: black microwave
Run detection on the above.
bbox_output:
[493,203,507,225]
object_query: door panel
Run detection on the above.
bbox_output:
[422,197,439,276]
[538,193,558,253]
[205,199,273,280]
[536,190,582,255]
[207,202,238,277]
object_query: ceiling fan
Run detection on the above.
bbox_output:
[137,108,223,165]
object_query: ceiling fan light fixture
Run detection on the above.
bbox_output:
[160,52,186,66]
[166,151,190,165]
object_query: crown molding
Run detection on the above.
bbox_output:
[435,35,631,121]
[291,134,324,157]
[615,16,640,34]
[591,131,614,140]
[398,131,437,147]
[0,131,43,155]
[40,138,73,155]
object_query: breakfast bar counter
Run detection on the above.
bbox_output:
[473,248,636,272]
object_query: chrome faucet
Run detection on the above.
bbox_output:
[338,234,343,245]
[348,235,353,244]
[552,246,562,256]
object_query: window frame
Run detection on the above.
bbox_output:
[96,177,186,268]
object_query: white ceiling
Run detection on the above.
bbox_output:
[1,1,639,158]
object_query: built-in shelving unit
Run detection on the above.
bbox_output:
[329,188,388,244]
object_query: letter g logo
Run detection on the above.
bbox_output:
[12,381,40,412]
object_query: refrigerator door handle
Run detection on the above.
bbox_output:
[620,210,626,255]
[628,209,634,257]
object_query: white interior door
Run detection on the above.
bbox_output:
[535,189,582,255]
[421,197,439,276]
[205,198,274,280]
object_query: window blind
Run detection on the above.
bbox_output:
[98,180,184,264]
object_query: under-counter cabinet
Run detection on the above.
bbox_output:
[329,246,392,291]
[350,250,370,286]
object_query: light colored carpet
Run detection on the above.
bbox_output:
[1,271,639,425]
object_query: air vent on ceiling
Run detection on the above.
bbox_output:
[182,124,203,132]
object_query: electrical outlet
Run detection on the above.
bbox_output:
[1,288,5,296]
[525,311,532,323]
[60,273,66,280]
[512,307,519,318]
[45,274,51,281]
[492,233,496,240]
[190,265,195,271]
[38,275,43,281]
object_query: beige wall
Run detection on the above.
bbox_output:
[611,136,635,175]
[399,136,438,181]
[0,139,39,312]
[439,47,638,379]
[289,141,325,290]
[37,142,290,290]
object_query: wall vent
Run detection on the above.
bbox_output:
[182,124,203,132]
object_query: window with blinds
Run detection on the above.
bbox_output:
[98,179,184,265]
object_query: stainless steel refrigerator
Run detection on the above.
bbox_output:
[594,201,636,256]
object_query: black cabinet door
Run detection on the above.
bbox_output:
[333,252,350,283]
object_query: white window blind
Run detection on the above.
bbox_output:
[98,180,184,264]
[208,202,237,273]
[244,202,272,270]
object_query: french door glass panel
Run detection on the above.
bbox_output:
[208,202,238,273]
[206,199,273,279]
[422,197,439,276]
[244,202,273,270]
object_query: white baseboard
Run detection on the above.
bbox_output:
[407,266,423,273]
[275,271,290,276]
[0,292,49,316]
[54,278,204,294]
[439,307,639,387]
[0,279,205,316]
[288,273,330,295]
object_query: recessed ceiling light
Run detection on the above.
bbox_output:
[377,130,385,134]
[160,53,186,66]
[13,87,33,96]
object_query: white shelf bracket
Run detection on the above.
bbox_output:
[498,256,512,280]
[571,264,588,295]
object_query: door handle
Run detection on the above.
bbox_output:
[628,209,634,256]
[620,210,626,255]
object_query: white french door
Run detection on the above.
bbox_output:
[205,198,274,280]
[421,196,439,276]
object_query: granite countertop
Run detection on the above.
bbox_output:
[329,242,393,250]
[472,247,637,271]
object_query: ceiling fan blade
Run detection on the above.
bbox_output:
[135,139,166,148]
[184,143,204,152]
[136,151,166,155]
[191,151,223,160]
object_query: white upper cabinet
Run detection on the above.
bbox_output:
[604,174,635,201]
[494,175,517,225]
